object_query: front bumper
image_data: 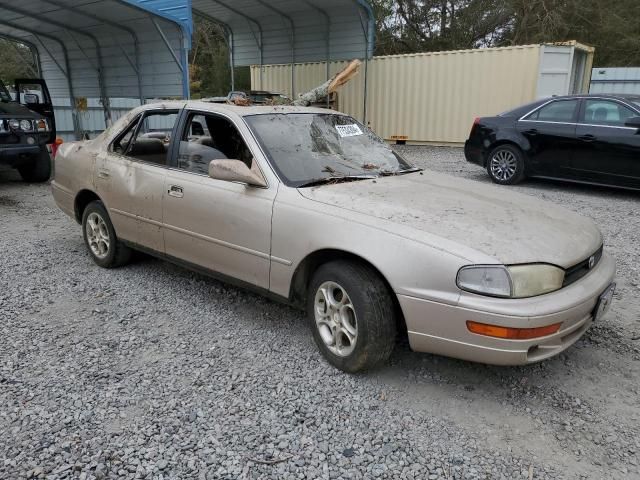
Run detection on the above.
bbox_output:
[0,145,40,166]
[399,253,616,365]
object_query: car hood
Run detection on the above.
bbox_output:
[298,171,602,268]
[0,101,38,117]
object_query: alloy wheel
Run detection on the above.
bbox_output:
[490,149,518,181]
[85,212,110,259]
[314,281,358,357]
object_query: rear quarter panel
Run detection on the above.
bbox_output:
[51,141,99,221]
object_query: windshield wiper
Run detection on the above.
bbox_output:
[297,175,377,188]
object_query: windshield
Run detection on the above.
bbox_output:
[0,80,11,102]
[245,113,414,187]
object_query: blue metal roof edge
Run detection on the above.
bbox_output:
[120,0,193,37]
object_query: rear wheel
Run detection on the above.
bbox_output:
[307,260,396,373]
[487,145,526,185]
[82,201,132,268]
[18,147,51,183]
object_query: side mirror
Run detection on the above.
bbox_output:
[23,93,39,104]
[209,159,267,187]
[625,116,640,129]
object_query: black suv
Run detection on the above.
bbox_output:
[0,78,56,182]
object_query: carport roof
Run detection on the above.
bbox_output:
[192,0,375,66]
[0,0,190,115]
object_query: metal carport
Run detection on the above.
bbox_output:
[191,0,375,118]
[0,0,191,140]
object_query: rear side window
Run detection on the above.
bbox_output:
[127,111,179,166]
[581,100,636,127]
[525,100,579,123]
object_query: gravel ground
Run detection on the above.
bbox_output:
[1,146,639,480]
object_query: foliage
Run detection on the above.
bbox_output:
[0,39,38,85]
[189,18,250,99]
[372,0,640,66]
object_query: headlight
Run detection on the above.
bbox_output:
[0,120,6,133]
[457,266,512,298]
[36,119,50,132]
[8,119,20,130]
[457,264,565,298]
[20,119,34,131]
[508,264,565,298]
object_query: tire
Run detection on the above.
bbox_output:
[307,260,396,373]
[18,147,52,183]
[81,200,132,268]
[486,144,526,185]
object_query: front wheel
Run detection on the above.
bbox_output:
[487,145,526,185]
[18,147,51,183]
[307,260,396,373]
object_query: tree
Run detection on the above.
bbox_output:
[189,17,251,99]
[371,0,640,66]
[0,39,38,84]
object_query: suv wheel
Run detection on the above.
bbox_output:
[82,201,132,268]
[18,147,51,183]
[487,145,526,185]
[307,260,396,373]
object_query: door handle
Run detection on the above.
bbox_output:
[523,129,538,136]
[579,134,596,142]
[168,185,184,198]
[97,169,110,179]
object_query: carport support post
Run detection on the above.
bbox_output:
[33,33,82,140]
[229,28,235,91]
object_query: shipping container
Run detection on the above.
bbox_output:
[590,68,640,95]
[251,42,594,145]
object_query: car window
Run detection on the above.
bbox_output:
[126,111,179,166]
[525,100,579,123]
[177,112,254,176]
[111,115,141,155]
[581,100,637,127]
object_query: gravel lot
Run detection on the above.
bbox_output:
[1,146,639,480]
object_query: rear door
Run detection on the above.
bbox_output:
[572,98,640,189]
[96,109,181,253]
[14,78,56,143]
[516,99,580,177]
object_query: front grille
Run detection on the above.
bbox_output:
[0,133,20,145]
[563,245,603,287]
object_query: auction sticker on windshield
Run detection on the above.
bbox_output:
[336,124,363,137]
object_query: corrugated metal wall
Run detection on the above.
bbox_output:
[590,68,640,95]
[53,98,142,141]
[252,44,588,144]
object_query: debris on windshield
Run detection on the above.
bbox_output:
[322,165,337,174]
[363,163,379,170]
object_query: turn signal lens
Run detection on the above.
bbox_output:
[37,119,49,132]
[466,321,562,340]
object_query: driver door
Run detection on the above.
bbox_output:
[162,110,276,290]
[14,79,56,143]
